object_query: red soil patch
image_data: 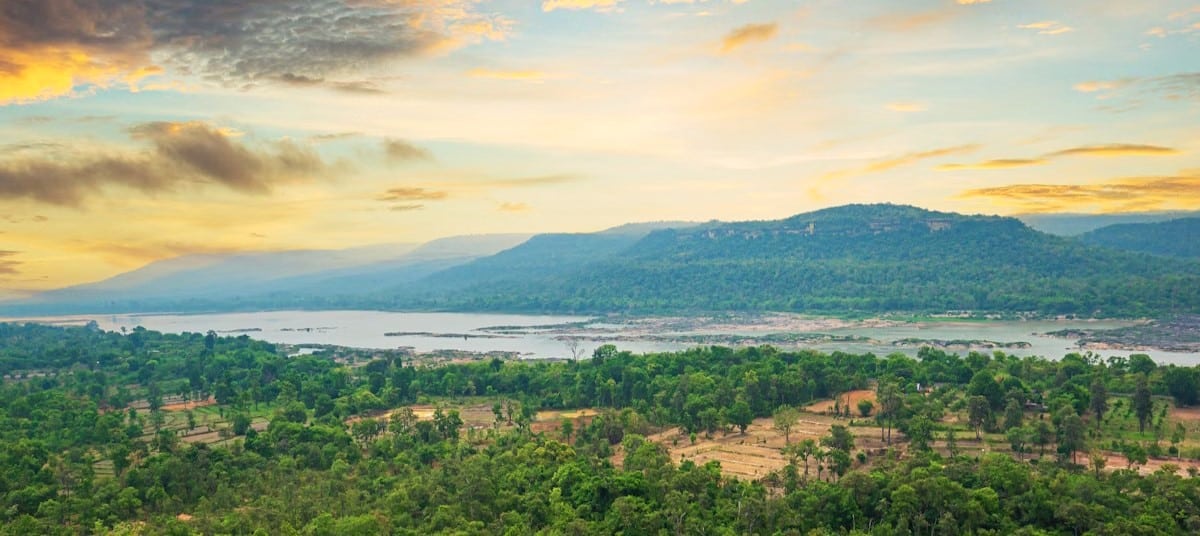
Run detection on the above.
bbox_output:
[804,390,877,415]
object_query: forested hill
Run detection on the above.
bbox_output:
[1079,218,1200,259]
[395,204,1200,317]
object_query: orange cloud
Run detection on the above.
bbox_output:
[958,171,1200,213]
[885,102,927,112]
[822,145,980,181]
[721,23,779,53]
[1074,79,1131,93]
[1047,144,1179,158]
[0,46,155,105]
[467,68,547,81]
[940,144,1178,172]
[870,9,957,32]
[938,159,1048,171]
[1018,21,1073,35]
[542,0,624,12]
[498,202,531,213]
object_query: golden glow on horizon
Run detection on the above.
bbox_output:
[1,0,1198,293]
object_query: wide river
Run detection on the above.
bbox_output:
[9,310,1200,365]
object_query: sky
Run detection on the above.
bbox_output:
[0,0,1198,296]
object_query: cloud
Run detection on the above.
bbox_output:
[1018,21,1073,35]
[1073,73,1199,105]
[311,132,362,143]
[939,144,1177,171]
[0,121,331,206]
[377,187,449,202]
[0,0,154,104]
[373,174,578,210]
[542,0,625,12]
[0,251,20,276]
[484,174,581,188]
[382,139,433,162]
[1074,79,1132,93]
[869,9,957,32]
[958,170,1200,213]
[498,202,531,213]
[467,68,547,82]
[885,102,927,112]
[1046,144,1179,158]
[938,159,1048,171]
[822,144,979,181]
[0,0,509,104]
[389,204,426,211]
[721,23,779,53]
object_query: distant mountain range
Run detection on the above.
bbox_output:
[1079,218,1200,259]
[1017,211,1200,236]
[5,206,1200,318]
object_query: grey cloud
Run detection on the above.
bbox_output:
[378,187,448,202]
[0,251,20,276]
[383,139,433,162]
[2,0,504,96]
[0,121,332,206]
[145,0,449,87]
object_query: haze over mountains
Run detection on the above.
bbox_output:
[5,206,1200,318]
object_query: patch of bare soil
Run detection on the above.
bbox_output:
[619,412,887,480]
[804,390,876,415]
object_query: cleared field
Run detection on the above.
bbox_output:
[804,390,876,415]
[622,411,887,480]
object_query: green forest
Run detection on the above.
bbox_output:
[390,205,1200,318]
[1079,218,1200,259]
[5,322,1200,534]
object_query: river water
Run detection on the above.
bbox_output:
[8,310,1199,365]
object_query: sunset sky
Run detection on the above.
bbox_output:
[1,0,1198,296]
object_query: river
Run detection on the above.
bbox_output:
[7,310,1199,364]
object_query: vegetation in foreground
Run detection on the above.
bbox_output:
[4,322,1200,534]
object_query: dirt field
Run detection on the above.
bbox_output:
[160,397,217,412]
[617,411,887,480]
[804,390,876,415]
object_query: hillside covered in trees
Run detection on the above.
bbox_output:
[1079,218,1200,259]
[7,205,1200,319]
[391,204,1200,317]
[5,323,1200,534]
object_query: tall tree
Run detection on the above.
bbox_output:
[968,396,991,440]
[772,406,799,445]
[729,400,753,434]
[1134,374,1153,433]
[1089,377,1108,429]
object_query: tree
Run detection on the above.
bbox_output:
[1134,374,1153,433]
[876,381,902,445]
[232,413,252,435]
[823,424,854,453]
[857,399,874,417]
[1089,377,1108,429]
[968,370,1004,410]
[773,406,799,444]
[1034,420,1053,458]
[560,418,574,443]
[968,396,991,440]
[1164,367,1200,407]
[1006,426,1028,459]
[1003,398,1023,431]
[945,429,959,457]
[1059,413,1085,465]
[728,400,753,434]
[906,415,933,452]
[1124,443,1148,469]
